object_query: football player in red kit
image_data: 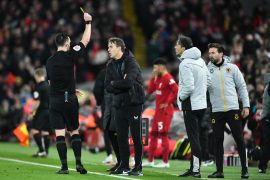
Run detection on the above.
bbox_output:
[143,58,178,168]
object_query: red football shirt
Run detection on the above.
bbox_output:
[148,73,178,114]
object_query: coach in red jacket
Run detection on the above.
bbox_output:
[143,58,178,168]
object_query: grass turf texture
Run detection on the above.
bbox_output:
[0,142,269,180]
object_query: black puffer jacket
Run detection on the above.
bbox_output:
[261,83,270,121]
[93,68,106,107]
[93,68,117,130]
[105,49,145,107]
[103,90,117,131]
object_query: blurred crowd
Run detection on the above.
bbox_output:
[0,0,270,155]
[136,0,270,147]
[0,0,133,139]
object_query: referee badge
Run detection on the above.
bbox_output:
[212,118,215,124]
[73,45,81,51]
[33,91,39,99]
[234,114,239,120]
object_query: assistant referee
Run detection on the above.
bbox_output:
[46,12,92,174]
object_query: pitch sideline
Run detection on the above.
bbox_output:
[0,157,137,180]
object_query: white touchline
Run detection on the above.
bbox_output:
[152,170,208,180]
[0,157,137,180]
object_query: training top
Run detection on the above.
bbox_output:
[207,58,250,112]
[177,47,211,111]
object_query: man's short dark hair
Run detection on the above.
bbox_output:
[34,68,46,77]
[55,33,69,47]
[153,58,167,66]
[208,43,225,53]
[108,37,126,52]
[177,35,193,49]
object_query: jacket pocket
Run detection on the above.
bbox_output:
[112,94,123,108]
[181,97,192,110]
[128,82,145,105]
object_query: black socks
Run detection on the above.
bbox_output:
[43,135,50,154]
[71,134,82,165]
[56,136,68,170]
[33,133,44,152]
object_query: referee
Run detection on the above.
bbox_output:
[46,12,92,174]
[31,68,51,157]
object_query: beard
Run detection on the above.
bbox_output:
[210,57,218,63]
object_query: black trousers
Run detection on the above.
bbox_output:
[200,107,211,161]
[183,109,206,172]
[259,118,270,170]
[211,110,247,172]
[103,129,112,156]
[115,105,143,169]
[107,130,120,164]
[99,105,112,156]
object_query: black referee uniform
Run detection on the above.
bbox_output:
[46,41,87,174]
[45,11,91,174]
[46,43,85,131]
[32,80,50,155]
[32,81,50,131]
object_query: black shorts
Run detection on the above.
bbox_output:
[32,109,50,131]
[49,94,79,131]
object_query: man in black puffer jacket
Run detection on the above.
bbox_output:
[93,68,113,164]
[94,67,121,172]
[258,82,270,174]
[105,37,145,176]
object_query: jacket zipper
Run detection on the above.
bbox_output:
[219,67,226,111]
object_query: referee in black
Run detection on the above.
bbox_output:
[31,68,51,157]
[46,12,92,174]
[105,37,145,176]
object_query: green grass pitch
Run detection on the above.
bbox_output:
[0,142,269,180]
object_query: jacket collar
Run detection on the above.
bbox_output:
[212,58,225,67]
